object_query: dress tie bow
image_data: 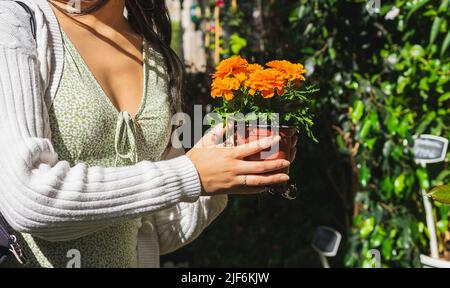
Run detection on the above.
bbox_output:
[114,111,138,166]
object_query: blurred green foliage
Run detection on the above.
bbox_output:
[163,0,450,267]
[170,21,181,55]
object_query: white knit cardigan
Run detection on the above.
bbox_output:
[0,0,227,267]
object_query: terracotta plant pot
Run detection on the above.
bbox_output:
[233,124,296,174]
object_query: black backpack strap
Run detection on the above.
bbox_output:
[0,213,12,265]
[15,1,36,40]
[0,213,26,265]
[0,213,8,228]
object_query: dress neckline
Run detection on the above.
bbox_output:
[60,28,148,120]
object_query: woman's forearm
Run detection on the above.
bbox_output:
[0,44,201,241]
[148,146,228,255]
[154,195,228,255]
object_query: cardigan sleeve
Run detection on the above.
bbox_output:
[0,2,201,241]
[154,195,228,255]
[149,146,228,255]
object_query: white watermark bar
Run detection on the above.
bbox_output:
[66,249,81,268]
[170,105,282,158]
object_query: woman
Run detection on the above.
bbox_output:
[0,0,295,268]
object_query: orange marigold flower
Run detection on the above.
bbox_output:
[246,68,285,99]
[246,63,264,74]
[266,60,306,83]
[211,77,241,101]
[235,72,248,84]
[213,56,249,79]
[235,65,263,84]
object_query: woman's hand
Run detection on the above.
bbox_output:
[186,126,291,196]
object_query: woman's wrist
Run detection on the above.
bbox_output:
[153,155,202,202]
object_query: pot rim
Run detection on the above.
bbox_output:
[225,120,297,129]
[244,123,297,129]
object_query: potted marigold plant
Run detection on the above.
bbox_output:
[210,56,318,169]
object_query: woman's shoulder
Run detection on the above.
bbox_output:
[0,0,36,53]
[145,41,168,71]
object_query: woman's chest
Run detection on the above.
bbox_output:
[48,48,173,166]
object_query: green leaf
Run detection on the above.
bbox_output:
[397,117,410,138]
[344,254,357,268]
[387,113,399,135]
[360,217,375,238]
[435,170,450,184]
[418,222,425,233]
[336,134,346,150]
[437,219,449,233]
[428,185,450,205]
[352,100,364,124]
[416,168,430,190]
[430,17,442,45]
[416,111,436,134]
[229,33,248,55]
[438,92,450,104]
[370,233,384,248]
[394,174,406,196]
[397,76,409,94]
[406,0,431,22]
[364,137,377,151]
[439,0,450,12]
[288,7,300,22]
[329,47,336,60]
[383,140,393,157]
[245,112,258,122]
[359,118,372,140]
[382,239,393,260]
[360,163,371,188]
[369,111,380,131]
[382,177,394,200]
[441,30,450,57]
[410,45,425,59]
[419,78,430,91]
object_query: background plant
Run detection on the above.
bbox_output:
[163,0,450,267]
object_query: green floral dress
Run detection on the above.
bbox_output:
[6,29,173,268]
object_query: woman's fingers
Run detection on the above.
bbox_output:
[231,135,281,159]
[189,127,293,196]
[243,173,290,187]
[198,124,226,147]
[193,124,226,149]
[234,159,290,174]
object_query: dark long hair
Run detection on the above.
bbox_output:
[53,0,184,113]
